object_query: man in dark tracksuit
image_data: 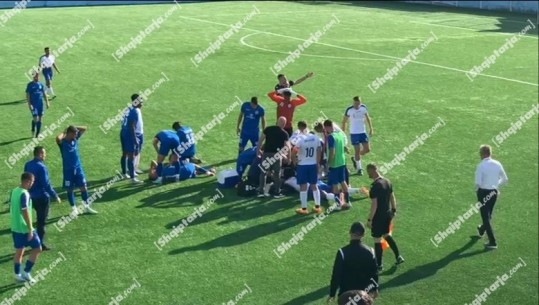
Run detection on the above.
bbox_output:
[328,222,379,303]
[23,146,61,251]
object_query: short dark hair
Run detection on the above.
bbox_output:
[131,94,140,102]
[277,74,285,79]
[338,290,373,305]
[366,163,377,171]
[283,90,292,97]
[313,122,323,132]
[297,121,307,129]
[172,121,181,130]
[44,47,49,51]
[353,96,361,102]
[349,222,365,236]
[21,172,34,182]
[33,146,44,157]
[66,125,78,134]
[251,97,258,105]
[323,119,333,127]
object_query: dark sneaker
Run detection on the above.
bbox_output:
[484,243,497,250]
[377,265,383,272]
[273,193,285,199]
[477,225,485,237]
[357,169,363,176]
[42,244,51,251]
[396,255,405,265]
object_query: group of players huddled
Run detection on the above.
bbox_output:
[234,72,375,215]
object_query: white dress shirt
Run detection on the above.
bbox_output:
[475,157,508,190]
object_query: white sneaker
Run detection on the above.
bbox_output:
[135,169,144,174]
[83,205,98,214]
[263,182,273,195]
[133,172,139,177]
[153,177,163,184]
[71,206,79,216]
[131,178,144,184]
[14,274,25,283]
[124,173,131,179]
[22,271,36,284]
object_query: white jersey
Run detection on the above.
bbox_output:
[135,108,143,135]
[344,104,368,134]
[296,133,321,166]
[290,129,309,145]
[39,54,55,69]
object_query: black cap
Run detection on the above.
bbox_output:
[350,222,365,236]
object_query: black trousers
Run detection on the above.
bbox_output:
[477,189,498,245]
[32,197,50,244]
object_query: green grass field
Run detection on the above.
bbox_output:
[0,1,537,304]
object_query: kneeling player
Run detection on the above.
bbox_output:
[148,154,215,182]
[292,126,322,215]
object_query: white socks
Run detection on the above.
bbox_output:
[313,189,321,206]
[300,191,308,209]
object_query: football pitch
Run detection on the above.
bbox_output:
[0,1,537,304]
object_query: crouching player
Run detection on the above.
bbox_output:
[152,130,180,184]
[292,124,323,215]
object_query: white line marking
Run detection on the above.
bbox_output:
[239,33,394,62]
[180,15,538,87]
[412,21,538,39]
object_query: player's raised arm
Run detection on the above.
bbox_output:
[267,91,284,103]
[75,126,87,137]
[56,131,65,146]
[293,72,314,86]
[291,94,306,106]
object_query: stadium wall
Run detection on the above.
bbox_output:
[403,1,539,14]
[0,1,172,10]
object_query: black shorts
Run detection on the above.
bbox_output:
[371,216,391,238]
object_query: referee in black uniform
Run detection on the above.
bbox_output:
[328,222,379,303]
[366,163,404,271]
[475,145,508,249]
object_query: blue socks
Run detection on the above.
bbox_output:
[31,120,36,133]
[156,163,163,177]
[36,121,42,137]
[67,191,75,207]
[14,262,21,275]
[24,260,35,273]
[128,158,135,178]
[81,191,89,203]
[121,156,127,175]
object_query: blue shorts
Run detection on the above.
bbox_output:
[42,68,53,81]
[162,166,178,177]
[239,133,259,149]
[351,133,368,145]
[120,132,137,153]
[328,166,346,185]
[63,170,87,189]
[31,106,44,117]
[297,164,318,185]
[12,230,41,249]
[159,140,179,156]
[136,134,143,154]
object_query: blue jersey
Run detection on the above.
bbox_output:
[24,158,57,199]
[26,81,45,106]
[238,147,256,165]
[58,134,83,173]
[155,130,178,143]
[179,163,196,180]
[121,108,138,135]
[241,102,264,134]
[176,126,196,157]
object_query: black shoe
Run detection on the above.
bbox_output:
[357,169,363,176]
[377,265,383,272]
[477,225,485,237]
[351,157,357,169]
[42,245,51,251]
[396,255,405,265]
[191,157,202,164]
[484,242,497,250]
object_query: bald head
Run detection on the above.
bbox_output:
[277,116,287,128]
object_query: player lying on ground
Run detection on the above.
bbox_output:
[148,154,215,182]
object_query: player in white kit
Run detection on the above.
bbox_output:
[292,122,323,215]
[342,96,373,175]
[38,47,60,98]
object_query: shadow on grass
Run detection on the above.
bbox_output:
[207,158,237,168]
[136,179,216,208]
[0,137,31,147]
[0,99,26,106]
[168,213,313,255]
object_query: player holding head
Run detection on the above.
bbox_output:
[291,121,323,215]
[26,73,50,138]
[120,94,144,184]
[236,97,266,154]
[39,47,60,98]
[152,130,180,184]
[274,72,314,93]
[324,120,351,210]
[56,125,97,215]
[267,89,307,136]
[10,172,42,284]
[342,96,373,176]
[365,163,404,271]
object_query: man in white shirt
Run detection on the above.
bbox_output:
[39,47,60,98]
[474,144,508,249]
[134,99,144,175]
[342,96,373,176]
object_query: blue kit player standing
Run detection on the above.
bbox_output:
[292,122,323,215]
[236,97,266,154]
[152,130,180,184]
[9,172,42,284]
[56,125,98,215]
[173,121,200,163]
[26,73,50,138]
[342,96,373,176]
[39,47,60,98]
[120,94,144,184]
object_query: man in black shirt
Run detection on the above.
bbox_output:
[274,72,314,94]
[338,290,374,305]
[366,163,404,271]
[328,222,379,303]
[257,117,290,198]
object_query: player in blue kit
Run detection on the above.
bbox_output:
[148,154,215,182]
[291,122,323,215]
[236,97,266,154]
[152,130,180,184]
[120,94,144,184]
[56,125,98,215]
[236,147,257,177]
[173,122,200,163]
[26,73,50,138]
